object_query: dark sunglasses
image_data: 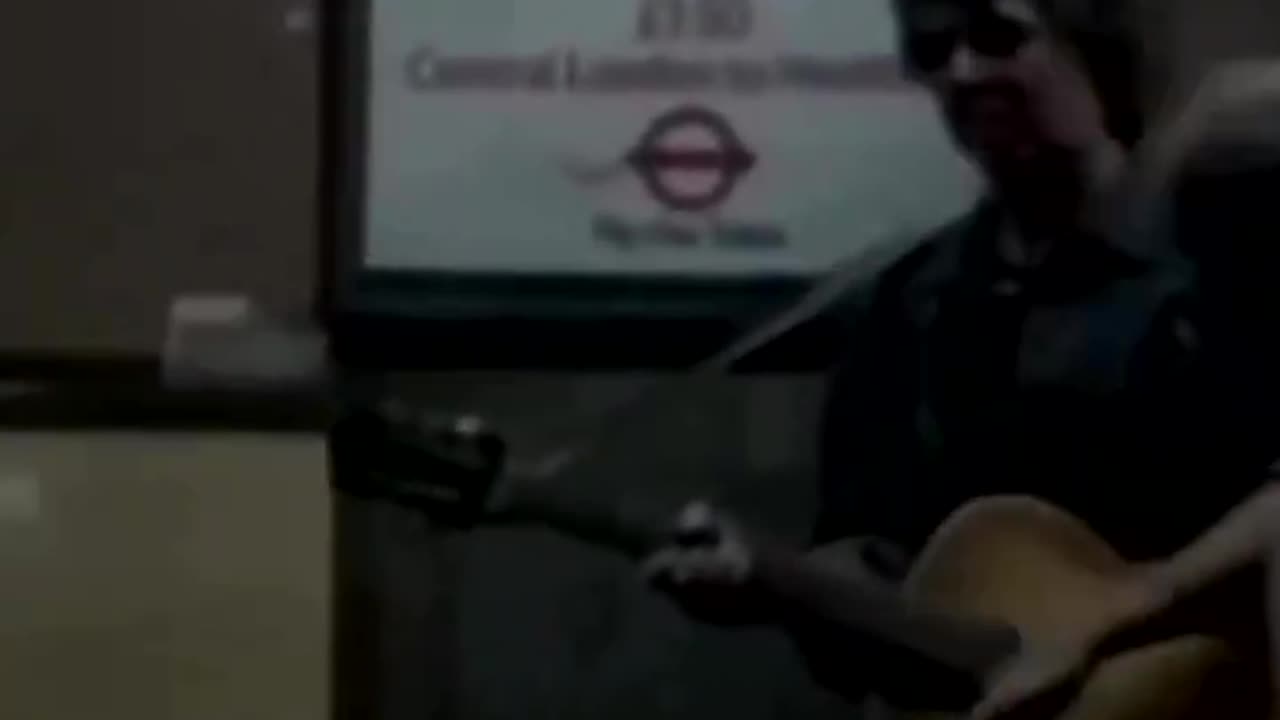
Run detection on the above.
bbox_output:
[903,10,1034,73]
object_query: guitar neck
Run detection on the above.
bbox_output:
[490,480,677,559]
[493,479,1020,683]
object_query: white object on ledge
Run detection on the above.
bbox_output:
[162,293,329,391]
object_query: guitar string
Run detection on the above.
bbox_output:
[505,232,919,484]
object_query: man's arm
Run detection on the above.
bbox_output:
[1095,481,1280,657]
[1148,481,1280,605]
[974,481,1280,720]
[1110,56,1280,655]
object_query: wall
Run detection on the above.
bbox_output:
[1162,0,1280,95]
[0,433,329,720]
[0,0,315,356]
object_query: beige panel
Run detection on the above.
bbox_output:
[0,0,316,355]
[1142,0,1280,107]
[0,433,329,720]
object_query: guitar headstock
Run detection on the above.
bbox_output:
[328,401,507,528]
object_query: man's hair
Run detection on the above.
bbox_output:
[895,0,1147,147]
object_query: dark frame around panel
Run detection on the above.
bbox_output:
[0,377,332,431]
[317,0,828,372]
[0,348,331,432]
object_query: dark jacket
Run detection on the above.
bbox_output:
[797,199,1273,706]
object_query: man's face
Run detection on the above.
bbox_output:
[898,0,1110,176]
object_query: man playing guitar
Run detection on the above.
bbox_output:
[643,2,1280,717]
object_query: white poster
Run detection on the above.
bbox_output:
[362,0,979,277]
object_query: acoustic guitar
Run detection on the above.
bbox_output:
[329,405,1268,719]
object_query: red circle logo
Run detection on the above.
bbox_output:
[626,106,757,212]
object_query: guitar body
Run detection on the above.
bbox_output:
[902,496,1267,720]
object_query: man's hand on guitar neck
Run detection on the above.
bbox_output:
[643,501,909,626]
[641,501,770,626]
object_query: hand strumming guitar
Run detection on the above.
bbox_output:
[972,480,1280,719]
[970,569,1169,720]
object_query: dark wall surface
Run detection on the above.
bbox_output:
[0,0,316,357]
